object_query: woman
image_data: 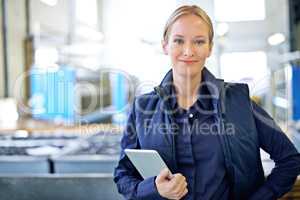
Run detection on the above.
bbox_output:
[114,5,300,200]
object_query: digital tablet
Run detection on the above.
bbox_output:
[124,149,172,179]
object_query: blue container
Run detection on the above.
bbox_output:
[30,65,75,123]
[112,73,127,125]
[292,66,300,121]
[112,73,126,112]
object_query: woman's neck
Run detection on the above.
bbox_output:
[173,72,202,109]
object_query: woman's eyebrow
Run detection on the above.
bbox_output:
[173,34,184,38]
[194,35,207,39]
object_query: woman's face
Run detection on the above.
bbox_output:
[163,14,212,79]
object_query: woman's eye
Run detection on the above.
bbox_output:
[195,40,205,45]
[173,38,184,44]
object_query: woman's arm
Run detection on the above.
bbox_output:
[113,100,164,200]
[249,101,300,200]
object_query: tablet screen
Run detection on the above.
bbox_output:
[124,149,171,179]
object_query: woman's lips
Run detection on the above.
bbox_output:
[179,60,198,64]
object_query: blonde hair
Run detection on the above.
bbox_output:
[163,5,214,45]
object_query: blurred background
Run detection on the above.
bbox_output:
[0,0,299,199]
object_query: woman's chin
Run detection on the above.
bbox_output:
[175,68,202,79]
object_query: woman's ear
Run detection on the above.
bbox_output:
[161,40,168,55]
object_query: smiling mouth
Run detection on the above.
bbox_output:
[179,60,198,64]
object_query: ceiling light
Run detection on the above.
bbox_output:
[268,33,286,46]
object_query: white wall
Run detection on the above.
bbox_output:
[212,0,289,53]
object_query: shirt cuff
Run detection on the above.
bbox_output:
[137,176,165,200]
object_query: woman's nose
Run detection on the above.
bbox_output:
[183,44,195,57]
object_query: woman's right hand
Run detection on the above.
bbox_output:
[155,168,188,200]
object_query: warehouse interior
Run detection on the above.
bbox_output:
[0,0,299,199]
